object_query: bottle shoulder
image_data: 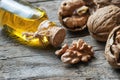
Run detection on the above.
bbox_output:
[0,0,47,19]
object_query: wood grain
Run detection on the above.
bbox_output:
[0,0,120,80]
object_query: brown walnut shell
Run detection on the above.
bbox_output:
[105,26,120,68]
[58,0,96,31]
[87,5,120,42]
[94,0,120,8]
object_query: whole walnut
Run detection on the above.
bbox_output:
[58,0,96,31]
[105,26,120,68]
[94,0,120,8]
[87,5,120,42]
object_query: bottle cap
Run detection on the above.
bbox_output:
[48,27,66,47]
[38,20,66,47]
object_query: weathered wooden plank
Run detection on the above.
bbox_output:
[0,33,119,80]
[0,0,120,80]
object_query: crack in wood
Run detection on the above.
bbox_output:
[94,49,104,51]
[0,65,3,71]
[28,0,56,3]
[0,55,39,61]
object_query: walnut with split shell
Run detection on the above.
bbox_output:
[55,39,94,64]
[58,0,96,31]
[94,0,120,8]
[105,26,120,68]
[87,5,120,42]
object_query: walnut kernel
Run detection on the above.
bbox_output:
[55,39,94,64]
[58,0,96,31]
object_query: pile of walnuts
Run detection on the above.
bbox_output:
[55,39,94,64]
[57,0,120,68]
[86,4,120,68]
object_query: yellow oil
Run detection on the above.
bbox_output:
[0,8,49,47]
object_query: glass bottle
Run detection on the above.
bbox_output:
[0,0,66,47]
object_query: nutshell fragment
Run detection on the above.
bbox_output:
[105,26,120,68]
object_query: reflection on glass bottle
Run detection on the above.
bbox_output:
[0,0,66,47]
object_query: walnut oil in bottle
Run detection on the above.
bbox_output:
[0,0,66,47]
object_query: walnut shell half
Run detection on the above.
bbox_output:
[58,0,96,31]
[105,26,120,68]
[87,5,120,42]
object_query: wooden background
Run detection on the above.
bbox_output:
[0,0,120,80]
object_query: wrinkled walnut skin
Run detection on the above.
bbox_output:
[63,15,89,29]
[58,0,96,31]
[55,39,94,64]
[61,50,82,64]
[87,5,120,42]
[105,26,120,68]
[94,0,120,8]
[55,44,69,56]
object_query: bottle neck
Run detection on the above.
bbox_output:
[37,20,66,47]
[37,20,56,31]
